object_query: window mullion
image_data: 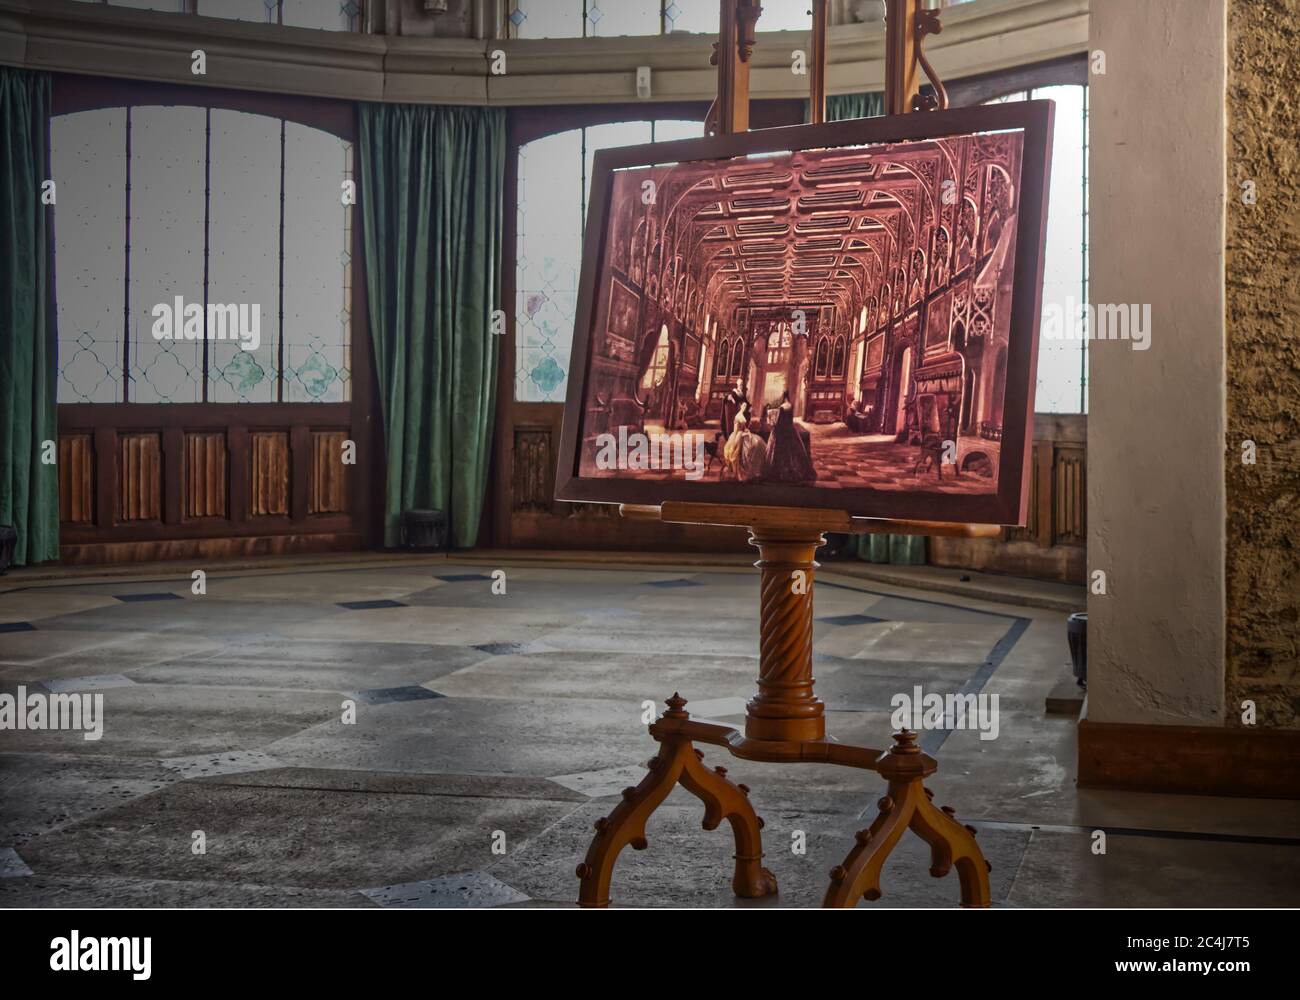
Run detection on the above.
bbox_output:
[201,107,211,402]
[122,107,133,403]
[277,118,287,402]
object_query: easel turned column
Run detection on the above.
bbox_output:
[745,525,825,742]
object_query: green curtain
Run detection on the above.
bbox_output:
[827,91,886,122]
[823,90,920,564]
[359,103,505,549]
[0,67,57,566]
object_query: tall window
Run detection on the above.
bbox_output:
[506,1,815,38]
[515,117,702,402]
[986,84,1089,414]
[641,325,671,389]
[52,106,353,404]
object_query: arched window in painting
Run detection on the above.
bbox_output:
[909,249,926,305]
[715,337,730,379]
[815,337,830,378]
[729,338,744,377]
[983,164,1014,257]
[629,218,646,286]
[831,336,847,378]
[641,324,671,390]
[892,266,906,316]
[930,226,950,291]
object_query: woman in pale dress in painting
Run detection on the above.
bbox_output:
[722,402,766,482]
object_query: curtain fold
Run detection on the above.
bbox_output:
[0,67,57,566]
[827,91,886,122]
[359,103,505,549]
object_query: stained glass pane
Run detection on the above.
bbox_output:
[516,128,583,402]
[52,109,127,404]
[584,121,652,225]
[664,1,716,33]
[759,0,813,31]
[129,106,206,404]
[587,1,660,37]
[1033,84,1088,414]
[282,121,352,403]
[509,1,583,38]
[281,0,360,31]
[207,109,281,403]
[111,0,187,10]
[197,0,276,22]
[652,118,704,143]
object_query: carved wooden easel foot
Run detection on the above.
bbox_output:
[823,730,991,908]
[576,694,777,908]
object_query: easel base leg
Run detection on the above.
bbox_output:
[576,714,776,908]
[823,775,991,908]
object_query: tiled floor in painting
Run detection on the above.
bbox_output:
[1,556,1297,908]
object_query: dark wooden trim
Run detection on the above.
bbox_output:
[1078,719,1300,800]
[553,99,1055,526]
[946,54,1088,108]
[58,532,363,567]
[51,73,357,140]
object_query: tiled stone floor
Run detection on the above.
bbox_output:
[1,557,1297,908]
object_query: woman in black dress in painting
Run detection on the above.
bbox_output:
[764,391,816,483]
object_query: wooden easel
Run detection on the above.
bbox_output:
[575,0,994,909]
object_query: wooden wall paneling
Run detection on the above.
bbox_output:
[1053,442,1086,545]
[58,433,95,524]
[162,425,183,525]
[118,432,162,522]
[227,424,249,524]
[309,430,348,515]
[290,424,311,522]
[93,427,116,528]
[250,431,291,517]
[184,431,228,519]
[513,426,554,514]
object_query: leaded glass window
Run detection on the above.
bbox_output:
[515,118,703,403]
[984,84,1089,414]
[52,105,353,404]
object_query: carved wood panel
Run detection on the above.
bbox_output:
[309,430,348,514]
[58,433,95,524]
[250,431,291,517]
[513,428,553,513]
[1053,443,1086,546]
[184,432,228,519]
[118,432,161,522]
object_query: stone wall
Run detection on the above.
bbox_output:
[1225,0,1300,728]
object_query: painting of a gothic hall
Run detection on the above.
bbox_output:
[557,108,1052,524]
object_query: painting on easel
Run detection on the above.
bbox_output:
[556,101,1054,525]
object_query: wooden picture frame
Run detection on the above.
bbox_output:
[555,100,1053,525]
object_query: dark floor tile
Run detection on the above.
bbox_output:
[0,622,35,633]
[336,599,408,610]
[113,593,183,604]
[817,613,886,626]
[355,686,444,705]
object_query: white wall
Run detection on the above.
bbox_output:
[1087,0,1227,725]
